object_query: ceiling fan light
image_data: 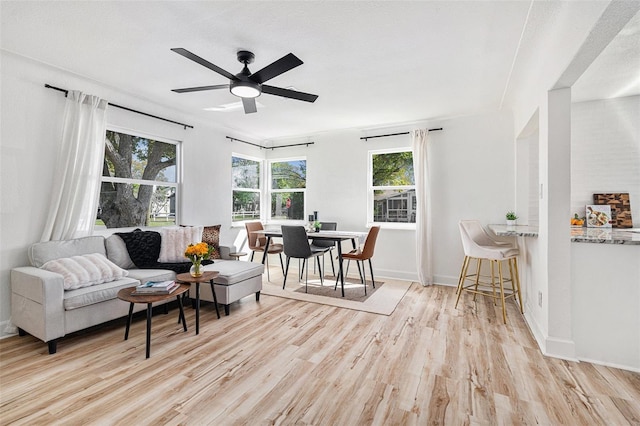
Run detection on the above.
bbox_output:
[230,81,261,98]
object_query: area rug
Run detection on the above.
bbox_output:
[294,276,384,302]
[260,274,413,316]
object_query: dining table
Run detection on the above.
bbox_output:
[251,229,366,297]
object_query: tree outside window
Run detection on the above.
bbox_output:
[232,155,261,222]
[270,159,306,221]
[98,130,178,228]
[370,150,416,224]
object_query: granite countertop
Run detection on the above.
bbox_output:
[489,224,640,245]
[489,224,539,237]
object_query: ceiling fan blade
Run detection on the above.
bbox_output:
[262,85,318,103]
[249,53,303,84]
[172,84,229,93]
[242,97,257,114]
[171,48,237,81]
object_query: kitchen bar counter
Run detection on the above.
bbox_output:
[489,224,640,245]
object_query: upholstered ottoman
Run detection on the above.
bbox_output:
[189,260,264,315]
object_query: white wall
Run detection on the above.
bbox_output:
[571,96,640,225]
[260,111,515,285]
[0,52,261,334]
[1,51,517,333]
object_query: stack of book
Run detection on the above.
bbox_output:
[132,280,179,295]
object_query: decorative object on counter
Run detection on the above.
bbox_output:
[506,211,518,226]
[571,214,585,227]
[184,242,214,277]
[593,193,633,228]
[312,220,322,232]
[586,205,612,228]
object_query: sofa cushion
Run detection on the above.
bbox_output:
[202,225,222,259]
[115,229,161,267]
[158,226,204,263]
[41,253,129,290]
[63,277,139,310]
[202,260,264,285]
[105,234,135,269]
[29,236,106,268]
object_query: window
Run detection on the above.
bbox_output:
[98,129,179,228]
[232,154,261,222]
[369,149,416,225]
[269,158,306,221]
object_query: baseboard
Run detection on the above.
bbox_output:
[543,337,578,362]
[577,356,640,374]
[375,268,418,282]
[523,310,579,362]
[433,274,458,287]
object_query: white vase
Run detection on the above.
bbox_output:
[506,219,517,226]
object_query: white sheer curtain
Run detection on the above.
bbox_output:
[41,91,108,241]
[412,129,433,285]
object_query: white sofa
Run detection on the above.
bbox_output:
[11,233,264,354]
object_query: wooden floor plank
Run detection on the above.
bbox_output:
[1,272,638,425]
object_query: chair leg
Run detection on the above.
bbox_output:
[455,256,472,308]
[279,253,285,274]
[490,260,497,305]
[361,260,367,295]
[250,251,255,262]
[511,258,524,314]
[356,260,364,282]
[456,256,469,296]
[497,260,507,324]
[282,257,291,289]
[473,258,482,302]
[368,258,375,288]
[302,255,309,293]
[317,256,324,285]
[329,249,336,276]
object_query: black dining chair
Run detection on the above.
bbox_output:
[310,221,337,277]
[281,225,330,292]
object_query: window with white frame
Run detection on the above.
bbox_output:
[369,149,416,224]
[232,154,261,222]
[98,129,179,228]
[269,158,306,221]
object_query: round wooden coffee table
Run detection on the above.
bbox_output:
[117,283,190,359]
[176,271,220,335]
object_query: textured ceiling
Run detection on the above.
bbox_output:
[1,1,637,141]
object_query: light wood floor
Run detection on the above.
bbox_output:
[1,270,639,425]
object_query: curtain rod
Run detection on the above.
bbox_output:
[360,128,443,141]
[226,136,315,150]
[44,84,194,130]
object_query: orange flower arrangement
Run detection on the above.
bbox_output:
[185,242,213,277]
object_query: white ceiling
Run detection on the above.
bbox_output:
[1,1,638,141]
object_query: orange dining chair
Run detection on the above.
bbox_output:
[339,226,380,295]
[245,221,284,281]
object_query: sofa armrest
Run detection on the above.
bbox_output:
[219,245,236,260]
[11,267,65,343]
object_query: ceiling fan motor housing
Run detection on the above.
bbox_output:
[230,50,261,98]
[236,50,255,65]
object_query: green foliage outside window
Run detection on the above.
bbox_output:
[99,130,177,228]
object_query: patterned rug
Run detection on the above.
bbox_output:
[260,273,413,315]
[293,276,384,302]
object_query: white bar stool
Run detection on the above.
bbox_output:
[454,220,524,323]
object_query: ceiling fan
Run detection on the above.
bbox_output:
[171,48,318,114]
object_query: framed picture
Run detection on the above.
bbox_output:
[586,205,612,228]
[593,193,633,228]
